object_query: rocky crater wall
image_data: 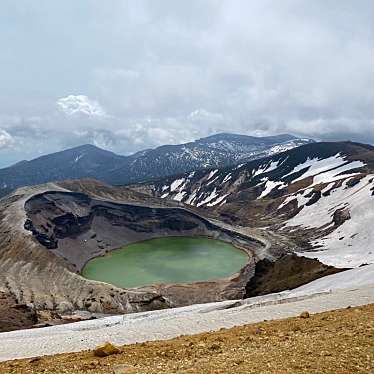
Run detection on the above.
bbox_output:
[24,191,258,272]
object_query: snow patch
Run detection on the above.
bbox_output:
[173,191,187,202]
[185,191,197,205]
[291,264,374,295]
[222,173,232,184]
[258,180,286,199]
[170,178,185,192]
[207,176,219,186]
[253,160,280,177]
[207,169,218,180]
[282,154,362,184]
[74,154,85,163]
[311,161,365,186]
[196,188,219,207]
[206,194,230,207]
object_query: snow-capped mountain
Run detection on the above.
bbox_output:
[142,141,374,270]
[106,133,314,184]
[0,133,312,197]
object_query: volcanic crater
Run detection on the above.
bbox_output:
[12,185,260,314]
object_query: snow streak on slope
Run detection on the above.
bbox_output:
[258,180,286,199]
[283,154,343,180]
[253,160,280,177]
[277,188,315,210]
[256,155,365,201]
[170,178,186,192]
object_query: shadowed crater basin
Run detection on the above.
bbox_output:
[81,237,249,288]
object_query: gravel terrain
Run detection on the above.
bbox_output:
[1,303,373,373]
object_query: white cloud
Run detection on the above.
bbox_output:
[188,109,225,124]
[0,129,15,149]
[56,95,107,118]
[0,1,374,164]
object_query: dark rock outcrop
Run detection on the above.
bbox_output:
[245,254,346,298]
[333,208,351,226]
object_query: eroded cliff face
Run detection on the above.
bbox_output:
[0,182,260,314]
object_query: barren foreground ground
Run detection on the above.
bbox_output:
[1,304,373,374]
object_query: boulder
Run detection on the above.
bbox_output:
[94,342,120,357]
[299,311,310,319]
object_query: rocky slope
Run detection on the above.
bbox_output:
[0,133,312,197]
[138,141,374,270]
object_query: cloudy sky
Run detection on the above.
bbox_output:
[0,1,373,167]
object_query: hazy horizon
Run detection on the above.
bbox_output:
[0,130,312,168]
[1,1,373,166]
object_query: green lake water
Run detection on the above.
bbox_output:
[81,237,248,288]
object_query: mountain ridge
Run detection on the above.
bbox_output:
[0,133,313,197]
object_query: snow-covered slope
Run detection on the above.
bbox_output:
[150,142,369,208]
[145,141,374,270]
[285,175,374,268]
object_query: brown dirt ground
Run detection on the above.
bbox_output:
[1,304,373,374]
[0,292,37,333]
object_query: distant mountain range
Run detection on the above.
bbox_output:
[0,133,313,196]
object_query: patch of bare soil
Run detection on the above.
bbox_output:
[1,304,373,373]
[0,292,37,333]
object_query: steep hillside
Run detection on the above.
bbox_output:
[140,141,374,269]
[0,133,312,196]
